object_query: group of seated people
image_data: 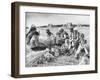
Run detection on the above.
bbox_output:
[26,24,89,65]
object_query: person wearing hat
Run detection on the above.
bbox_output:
[26,24,37,37]
[26,24,37,45]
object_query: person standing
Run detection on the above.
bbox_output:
[30,31,40,48]
[75,33,89,59]
[46,29,54,51]
[26,24,37,45]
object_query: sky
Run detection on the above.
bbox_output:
[25,12,90,28]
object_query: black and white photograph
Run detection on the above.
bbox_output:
[25,12,90,67]
[11,2,97,77]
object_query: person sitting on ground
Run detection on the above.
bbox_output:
[43,48,54,63]
[60,39,70,55]
[69,27,74,44]
[51,46,60,57]
[63,31,69,40]
[72,29,80,52]
[60,29,69,42]
[68,27,76,54]
[58,28,67,40]
[55,32,62,46]
[55,28,66,46]
[68,27,80,55]
[30,31,47,51]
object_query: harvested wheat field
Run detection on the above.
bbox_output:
[25,26,90,67]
